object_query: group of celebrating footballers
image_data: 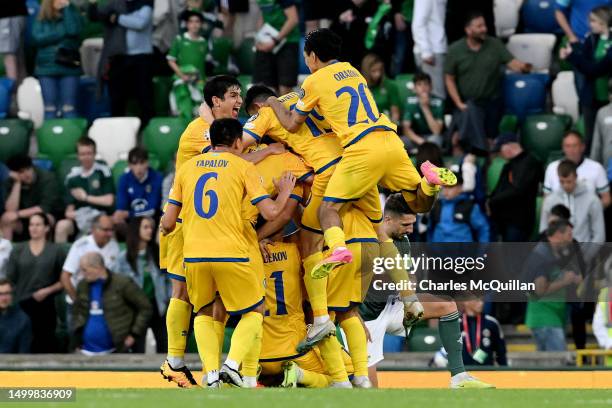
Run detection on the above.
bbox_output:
[158,28,494,389]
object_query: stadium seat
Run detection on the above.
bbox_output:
[494,0,522,38]
[521,0,561,34]
[211,37,233,75]
[0,119,33,162]
[153,76,173,117]
[80,38,104,78]
[552,71,579,123]
[37,118,89,170]
[0,77,14,119]
[142,117,188,172]
[521,114,572,162]
[395,73,415,108]
[112,160,129,186]
[88,117,140,167]
[16,77,44,128]
[57,155,79,187]
[33,154,54,172]
[504,73,549,121]
[487,156,507,194]
[235,37,255,75]
[407,327,442,352]
[499,114,519,134]
[545,149,564,167]
[506,34,556,73]
[76,77,111,123]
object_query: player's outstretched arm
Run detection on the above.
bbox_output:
[255,172,296,220]
[256,196,299,240]
[265,96,307,133]
[241,142,286,164]
[160,203,180,235]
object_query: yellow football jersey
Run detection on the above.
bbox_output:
[243,93,343,173]
[261,241,306,360]
[175,117,212,171]
[241,148,309,224]
[168,151,269,260]
[296,61,397,148]
[344,206,378,244]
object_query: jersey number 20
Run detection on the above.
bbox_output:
[335,83,379,126]
[194,172,218,219]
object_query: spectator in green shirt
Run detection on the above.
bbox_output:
[167,10,207,122]
[445,12,529,152]
[524,219,581,351]
[253,0,299,95]
[361,53,401,124]
[1,156,62,241]
[55,137,115,243]
[116,216,169,353]
[401,72,444,148]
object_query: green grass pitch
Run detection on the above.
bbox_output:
[44,389,612,408]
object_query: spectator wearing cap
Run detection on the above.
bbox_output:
[445,12,531,154]
[428,171,490,243]
[488,133,542,242]
[253,0,300,95]
[112,147,162,230]
[541,159,605,243]
[0,278,32,353]
[544,131,610,208]
[1,155,62,241]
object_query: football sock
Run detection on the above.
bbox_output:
[303,252,329,319]
[379,240,415,298]
[339,316,369,377]
[166,298,192,360]
[419,177,441,195]
[324,226,347,252]
[213,319,226,355]
[439,311,465,376]
[241,324,263,378]
[226,311,263,368]
[193,314,220,373]
[300,368,332,388]
[317,336,349,383]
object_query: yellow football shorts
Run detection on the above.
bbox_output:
[184,261,264,314]
[327,242,377,310]
[165,221,186,281]
[323,131,422,207]
[244,220,265,296]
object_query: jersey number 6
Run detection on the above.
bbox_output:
[194,172,219,219]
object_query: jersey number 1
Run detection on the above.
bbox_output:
[335,83,379,127]
[194,172,218,219]
[270,271,287,315]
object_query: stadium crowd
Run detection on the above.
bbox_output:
[0,0,611,377]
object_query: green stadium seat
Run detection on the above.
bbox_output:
[235,37,255,75]
[153,76,173,117]
[407,327,442,352]
[545,149,564,167]
[142,117,188,172]
[211,37,233,75]
[521,114,572,163]
[487,156,507,194]
[36,118,88,170]
[0,119,33,162]
[395,73,415,107]
[573,115,585,136]
[57,155,80,188]
[112,159,128,187]
[499,114,519,134]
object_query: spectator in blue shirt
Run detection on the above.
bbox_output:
[0,278,32,353]
[429,171,490,243]
[555,0,612,43]
[112,147,162,230]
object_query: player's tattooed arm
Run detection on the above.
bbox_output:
[265,96,307,133]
